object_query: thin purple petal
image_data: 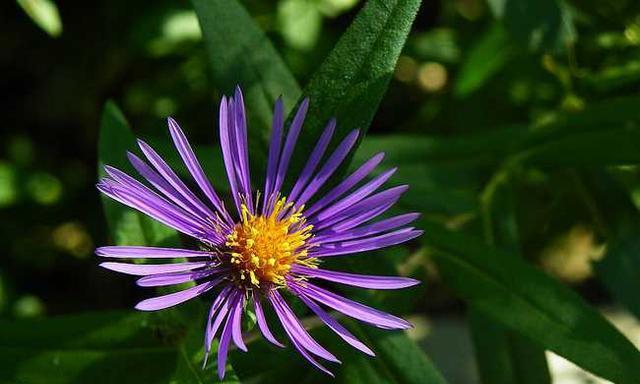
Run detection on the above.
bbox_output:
[217,308,234,379]
[204,286,235,360]
[253,294,285,348]
[287,119,336,203]
[167,117,233,226]
[297,292,375,356]
[231,88,253,212]
[303,152,385,217]
[310,229,423,257]
[292,265,420,290]
[136,139,218,220]
[99,261,210,276]
[310,167,397,223]
[290,281,412,330]
[263,97,284,213]
[219,96,243,216]
[312,185,408,232]
[231,292,248,352]
[135,280,219,311]
[295,129,360,207]
[136,268,223,287]
[272,98,309,203]
[269,290,340,363]
[96,246,211,259]
[315,213,421,243]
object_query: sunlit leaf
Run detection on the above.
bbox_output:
[421,221,640,384]
[16,0,62,37]
[487,0,576,51]
[288,0,421,178]
[192,0,301,171]
[454,23,512,97]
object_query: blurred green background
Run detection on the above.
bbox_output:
[3,0,640,383]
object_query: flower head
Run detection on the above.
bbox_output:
[96,86,421,378]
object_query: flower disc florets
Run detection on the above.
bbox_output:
[225,197,316,288]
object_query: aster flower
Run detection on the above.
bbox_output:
[96,86,422,378]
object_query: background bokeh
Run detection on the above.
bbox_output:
[3,0,640,383]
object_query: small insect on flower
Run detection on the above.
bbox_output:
[96,86,422,378]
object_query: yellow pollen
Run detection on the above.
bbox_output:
[226,198,317,288]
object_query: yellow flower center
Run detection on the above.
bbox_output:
[225,198,316,288]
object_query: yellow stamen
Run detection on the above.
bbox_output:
[225,197,317,288]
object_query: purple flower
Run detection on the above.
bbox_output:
[96,86,421,378]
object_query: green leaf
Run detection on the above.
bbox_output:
[232,310,445,384]
[98,101,180,247]
[329,324,447,384]
[0,311,239,384]
[421,221,640,384]
[288,0,421,178]
[487,0,576,51]
[352,95,640,170]
[192,0,301,171]
[0,311,175,384]
[514,125,640,168]
[16,0,62,37]
[469,309,551,384]
[470,179,551,384]
[454,23,513,98]
[574,171,640,319]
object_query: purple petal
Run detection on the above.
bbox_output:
[271,99,309,206]
[231,88,253,212]
[167,117,233,226]
[310,229,423,257]
[231,292,248,352]
[96,246,212,259]
[310,167,397,223]
[204,286,235,359]
[263,97,284,213]
[98,176,208,240]
[219,96,243,216]
[136,268,224,287]
[291,281,412,330]
[297,292,374,356]
[287,119,336,202]
[102,165,211,230]
[282,323,335,377]
[315,213,421,243]
[328,201,397,233]
[269,290,340,363]
[312,185,408,232]
[303,152,385,217]
[217,307,234,379]
[253,294,285,348]
[136,139,218,220]
[135,280,219,311]
[292,265,420,290]
[126,152,195,215]
[100,261,210,276]
[295,129,360,207]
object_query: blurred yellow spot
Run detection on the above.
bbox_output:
[52,222,93,258]
[417,62,448,92]
[540,225,605,283]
